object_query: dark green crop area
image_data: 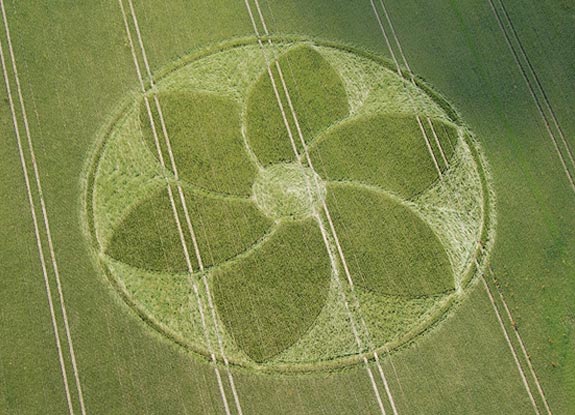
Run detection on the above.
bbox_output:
[140,92,256,196]
[2,1,574,414]
[212,219,331,362]
[310,115,456,199]
[96,40,475,371]
[182,189,273,268]
[106,188,187,273]
[107,188,272,272]
[246,45,349,166]
[326,183,453,296]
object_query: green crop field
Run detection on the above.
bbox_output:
[1,1,573,414]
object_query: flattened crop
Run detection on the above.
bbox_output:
[85,38,493,371]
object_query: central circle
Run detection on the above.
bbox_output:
[252,163,326,220]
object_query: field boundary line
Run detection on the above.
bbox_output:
[244,1,403,413]
[117,2,234,414]
[125,0,244,412]
[0,2,87,413]
[487,0,575,194]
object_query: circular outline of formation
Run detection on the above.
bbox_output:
[82,36,497,373]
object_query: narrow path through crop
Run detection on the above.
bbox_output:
[243,1,403,413]
[369,0,447,178]
[117,1,241,414]
[481,247,553,415]
[368,2,554,413]
[488,0,575,194]
[125,0,245,411]
[0,2,87,414]
[479,263,541,414]
[496,0,575,171]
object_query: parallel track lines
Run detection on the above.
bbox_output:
[241,17,391,415]
[254,31,389,411]
[240,3,395,414]
[486,0,563,411]
[497,285,553,415]
[0,41,75,414]
[479,265,541,414]
[276,54,401,413]
[243,1,401,414]
[0,2,87,414]
[378,0,539,414]
[427,118,449,168]
[370,1,554,412]
[498,282,554,415]
[125,0,244,411]
[117,3,233,415]
[496,0,575,169]
[488,0,575,194]
[371,0,446,178]
[153,90,245,415]
[367,2,473,410]
[481,250,554,415]
[117,1,242,414]
[262,0,404,412]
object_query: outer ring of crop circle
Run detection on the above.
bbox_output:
[81,35,497,374]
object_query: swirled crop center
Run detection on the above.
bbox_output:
[84,38,493,372]
[252,163,326,220]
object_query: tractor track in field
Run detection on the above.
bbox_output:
[494,278,553,415]
[487,0,575,194]
[243,1,401,414]
[495,0,575,171]
[369,0,446,179]
[0,1,87,414]
[481,248,554,415]
[368,0,553,413]
[428,118,450,168]
[118,1,243,414]
[276,57,401,411]
[0,43,75,415]
[365,3,471,412]
[486,0,566,411]
[478,264,541,414]
[125,1,245,411]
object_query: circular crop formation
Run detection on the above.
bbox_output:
[84,38,494,371]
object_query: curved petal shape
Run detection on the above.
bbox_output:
[310,114,458,198]
[326,182,454,296]
[212,218,332,362]
[182,188,273,269]
[245,45,349,166]
[140,92,257,196]
[106,188,272,273]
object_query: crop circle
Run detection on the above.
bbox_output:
[83,38,494,372]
